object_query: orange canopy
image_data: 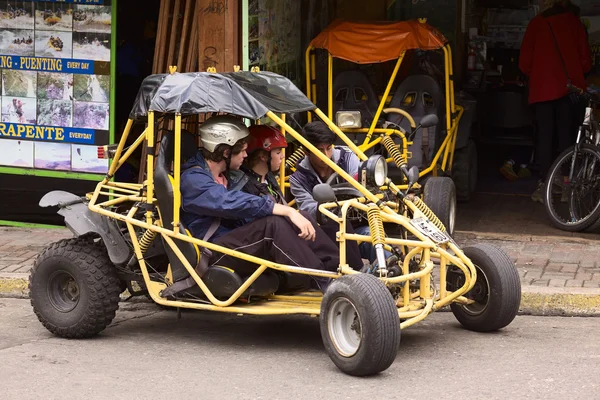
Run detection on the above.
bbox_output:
[309,19,448,64]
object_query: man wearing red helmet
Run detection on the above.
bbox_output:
[240,124,288,204]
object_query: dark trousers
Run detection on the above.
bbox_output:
[210,215,340,279]
[533,95,576,180]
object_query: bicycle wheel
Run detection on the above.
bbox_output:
[543,144,600,231]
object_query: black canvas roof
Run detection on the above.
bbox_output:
[129,71,316,120]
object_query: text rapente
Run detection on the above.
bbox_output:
[0,123,96,145]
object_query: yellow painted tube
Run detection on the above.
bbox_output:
[114,128,148,172]
[311,54,317,104]
[439,255,447,299]
[442,46,451,131]
[381,107,416,129]
[305,46,312,107]
[162,233,268,307]
[328,53,333,120]
[364,54,404,145]
[108,118,133,177]
[146,112,155,224]
[173,113,182,233]
[280,114,286,196]
[447,45,456,113]
[420,248,432,299]
[400,299,433,329]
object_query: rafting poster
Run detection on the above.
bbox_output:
[0,0,114,177]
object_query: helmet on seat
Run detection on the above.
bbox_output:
[247,125,288,154]
[199,115,250,152]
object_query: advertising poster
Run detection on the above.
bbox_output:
[0,0,113,176]
[247,0,301,87]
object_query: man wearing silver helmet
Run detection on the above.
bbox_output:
[180,115,339,291]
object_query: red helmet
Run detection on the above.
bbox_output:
[247,125,288,153]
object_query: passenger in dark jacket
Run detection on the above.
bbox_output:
[180,115,339,290]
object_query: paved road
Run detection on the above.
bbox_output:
[1,299,598,400]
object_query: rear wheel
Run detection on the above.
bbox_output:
[29,238,121,338]
[449,244,521,332]
[423,177,456,236]
[452,140,478,203]
[320,274,400,376]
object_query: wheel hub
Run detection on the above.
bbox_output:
[328,297,362,357]
[461,265,490,315]
[48,270,80,312]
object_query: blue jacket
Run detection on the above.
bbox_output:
[180,151,275,240]
[289,146,359,219]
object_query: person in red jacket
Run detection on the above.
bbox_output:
[519,0,592,202]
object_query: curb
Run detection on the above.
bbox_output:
[0,274,29,299]
[2,273,599,317]
[519,286,600,317]
[454,230,600,245]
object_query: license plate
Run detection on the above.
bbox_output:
[410,217,450,244]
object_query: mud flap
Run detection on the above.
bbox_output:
[39,191,131,265]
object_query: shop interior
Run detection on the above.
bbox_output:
[245,0,599,236]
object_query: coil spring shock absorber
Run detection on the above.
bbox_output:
[381,135,407,170]
[367,205,388,271]
[410,196,446,232]
[127,229,157,269]
[285,146,305,171]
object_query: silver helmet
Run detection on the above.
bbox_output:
[199,115,250,152]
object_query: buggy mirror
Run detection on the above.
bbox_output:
[313,184,337,204]
[407,166,419,187]
[420,114,439,128]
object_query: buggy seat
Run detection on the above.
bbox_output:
[387,74,445,169]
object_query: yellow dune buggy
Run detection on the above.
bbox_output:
[29,69,520,377]
[284,19,479,235]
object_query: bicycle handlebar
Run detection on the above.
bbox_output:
[567,83,599,103]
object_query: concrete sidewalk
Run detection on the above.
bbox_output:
[1,226,599,316]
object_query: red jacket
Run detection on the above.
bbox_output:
[519,7,592,104]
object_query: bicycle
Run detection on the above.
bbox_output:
[543,85,600,232]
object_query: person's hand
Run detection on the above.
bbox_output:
[288,210,316,241]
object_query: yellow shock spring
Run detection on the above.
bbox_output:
[410,196,446,232]
[138,229,157,254]
[381,135,407,169]
[367,205,386,246]
[286,146,305,171]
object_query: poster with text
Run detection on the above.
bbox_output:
[0,0,112,176]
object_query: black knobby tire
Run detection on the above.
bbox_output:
[29,238,121,338]
[320,274,400,376]
[452,140,478,203]
[450,244,521,332]
[423,176,457,237]
[543,144,600,232]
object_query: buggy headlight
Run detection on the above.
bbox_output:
[336,111,362,129]
[359,155,388,187]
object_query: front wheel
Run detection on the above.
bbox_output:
[320,274,400,376]
[449,244,521,332]
[29,238,121,338]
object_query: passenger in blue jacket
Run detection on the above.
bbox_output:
[180,115,339,291]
